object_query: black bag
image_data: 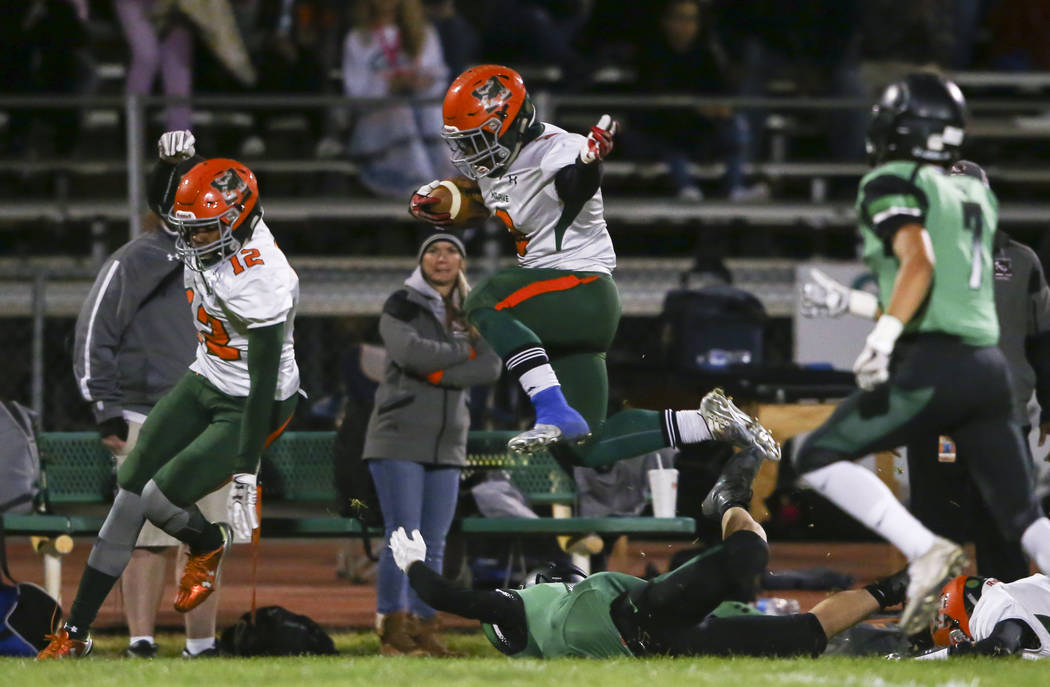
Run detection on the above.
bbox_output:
[219,606,337,656]
[661,286,766,372]
[332,396,382,527]
[0,401,40,514]
[0,522,62,656]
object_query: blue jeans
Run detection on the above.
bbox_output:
[368,459,460,617]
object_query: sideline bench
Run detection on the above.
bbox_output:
[2,431,696,599]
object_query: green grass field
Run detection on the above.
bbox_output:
[1,631,1046,687]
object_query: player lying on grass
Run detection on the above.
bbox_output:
[390,446,907,658]
[917,572,1050,660]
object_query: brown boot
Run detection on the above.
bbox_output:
[376,612,425,656]
[411,615,463,657]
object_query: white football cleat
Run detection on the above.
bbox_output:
[699,388,781,461]
[508,424,564,455]
[899,537,967,636]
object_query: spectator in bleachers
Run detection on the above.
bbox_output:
[422,0,479,81]
[363,233,501,656]
[0,0,92,157]
[244,0,347,158]
[113,0,257,133]
[629,0,765,202]
[470,0,591,83]
[717,0,868,164]
[343,0,452,197]
[986,0,1050,71]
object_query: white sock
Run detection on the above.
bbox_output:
[1021,516,1050,573]
[518,364,559,398]
[802,461,934,560]
[185,636,216,655]
[129,635,154,646]
[669,410,712,445]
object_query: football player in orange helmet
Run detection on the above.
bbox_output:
[40,131,300,659]
[411,64,779,470]
[921,573,1050,658]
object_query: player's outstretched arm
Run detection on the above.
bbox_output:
[800,268,880,320]
[552,114,618,205]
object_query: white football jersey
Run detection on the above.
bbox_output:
[969,574,1050,658]
[477,123,616,274]
[184,220,300,399]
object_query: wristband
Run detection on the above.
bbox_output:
[848,289,880,319]
[867,314,904,353]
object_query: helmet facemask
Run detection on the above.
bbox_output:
[170,207,243,272]
[442,118,511,179]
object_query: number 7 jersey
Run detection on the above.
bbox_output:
[857,161,999,346]
[184,219,300,399]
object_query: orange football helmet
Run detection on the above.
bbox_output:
[168,158,261,270]
[441,64,539,179]
[931,575,987,647]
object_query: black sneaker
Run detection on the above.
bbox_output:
[182,645,221,658]
[125,639,159,658]
[701,446,767,520]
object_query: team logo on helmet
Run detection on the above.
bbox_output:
[210,168,248,203]
[472,76,512,115]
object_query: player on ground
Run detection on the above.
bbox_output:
[410,64,779,467]
[920,573,1050,659]
[39,131,301,659]
[789,72,1050,636]
[390,446,907,658]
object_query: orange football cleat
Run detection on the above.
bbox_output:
[174,523,232,613]
[37,628,93,659]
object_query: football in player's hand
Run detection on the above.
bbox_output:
[428,177,488,226]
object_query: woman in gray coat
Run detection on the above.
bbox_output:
[364,232,502,655]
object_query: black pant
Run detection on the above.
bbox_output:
[610,531,827,657]
[906,430,1031,581]
[795,335,1043,543]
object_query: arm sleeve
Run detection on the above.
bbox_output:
[859,172,928,254]
[429,340,502,388]
[554,157,603,206]
[73,259,129,423]
[146,155,206,217]
[407,561,527,629]
[378,294,474,375]
[237,323,283,465]
[951,619,1031,657]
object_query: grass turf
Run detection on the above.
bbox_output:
[2,631,1045,687]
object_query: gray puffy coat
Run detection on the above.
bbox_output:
[363,276,502,466]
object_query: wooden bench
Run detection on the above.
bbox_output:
[2,431,696,599]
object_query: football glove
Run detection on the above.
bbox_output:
[158,130,196,163]
[580,114,617,164]
[227,472,259,542]
[800,268,879,319]
[389,526,426,573]
[853,315,903,390]
[409,180,453,226]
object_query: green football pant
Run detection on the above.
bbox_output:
[118,371,298,507]
[466,267,669,467]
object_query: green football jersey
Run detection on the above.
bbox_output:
[482,572,642,658]
[856,161,1000,346]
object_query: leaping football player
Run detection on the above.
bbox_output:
[39,131,301,659]
[410,64,779,469]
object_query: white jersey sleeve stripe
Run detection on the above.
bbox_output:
[78,260,121,400]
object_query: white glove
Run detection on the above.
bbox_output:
[853,315,903,390]
[801,268,879,319]
[227,472,259,542]
[158,130,196,163]
[389,526,426,573]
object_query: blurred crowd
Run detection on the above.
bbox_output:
[2,0,1049,199]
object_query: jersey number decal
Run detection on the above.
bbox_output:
[196,305,241,360]
[230,248,265,275]
[961,202,984,289]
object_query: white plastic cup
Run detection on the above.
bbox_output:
[647,468,679,518]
